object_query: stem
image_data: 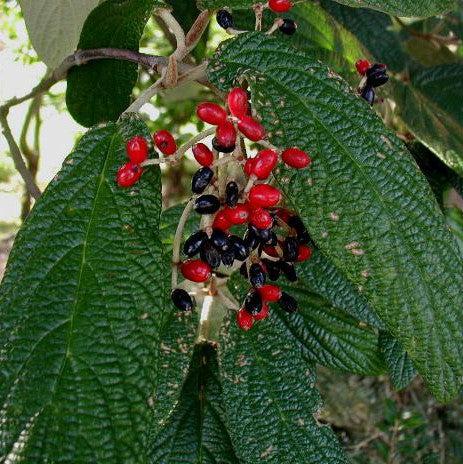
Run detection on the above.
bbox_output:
[256,139,279,151]
[158,8,187,60]
[244,175,257,194]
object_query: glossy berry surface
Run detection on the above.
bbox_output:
[180,259,212,283]
[283,236,299,262]
[171,288,194,312]
[366,63,389,87]
[297,245,313,262]
[249,263,266,288]
[248,184,281,208]
[229,236,249,261]
[154,130,177,156]
[116,163,143,188]
[224,204,249,225]
[238,116,266,141]
[226,181,239,207]
[252,149,278,179]
[227,87,249,118]
[355,59,371,76]
[210,229,229,250]
[183,230,208,257]
[361,86,375,105]
[269,0,293,12]
[197,102,228,126]
[282,148,312,169]
[194,195,221,215]
[126,136,148,164]
[258,284,282,302]
[279,18,297,35]
[212,210,232,231]
[279,291,298,313]
[249,207,273,230]
[244,290,263,315]
[215,121,237,152]
[237,308,254,331]
[217,9,234,29]
[192,167,214,194]
[253,303,270,321]
[193,143,214,166]
[200,241,221,269]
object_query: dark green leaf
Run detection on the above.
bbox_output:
[379,331,417,390]
[0,117,170,462]
[66,0,166,127]
[446,207,463,257]
[209,32,463,402]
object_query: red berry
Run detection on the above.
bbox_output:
[355,59,371,76]
[224,204,249,225]
[252,149,279,179]
[269,0,293,13]
[154,130,177,156]
[276,208,292,224]
[116,162,143,188]
[238,116,266,142]
[237,308,254,331]
[248,184,282,208]
[297,245,313,262]
[263,245,279,258]
[126,136,148,164]
[197,102,228,126]
[193,143,214,167]
[281,147,312,169]
[258,284,282,302]
[212,210,232,231]
[216,121,237,151]
[249,207,273,229]
[227,87,249,118]
[254,303,270,321]
[244,158,256,177]
[180,259,212,283]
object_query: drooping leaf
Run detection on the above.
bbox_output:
[66,0,166,127]
[209,32,463,402]
[379,331,417,391]
[18,0,104,67]
[392,64,463,176]
[0,117,171,462]
[150,343,240,464]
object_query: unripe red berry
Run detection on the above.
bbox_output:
[297,245,313,262]
[227,87,249,118]
[212,210,232,231]
[253,303,270,321]
[269,0,293,13]
[216,121,237,151]
[263,245,279,258]
[154,130,177,156]
[197,102,228,126]
[237,308,254,331]
[126,136,148,164]
[224,204,249,225]
[249,207,273,229]
[248,184,282,208]
[355,59,371,76]
[282,147,311,169]
[180,259,212,283]
[252,149,279,179]
[258,284,282,302]
[116,162,143,188]
[244,158,256,177]
[193,143,214,166]
[238,116,266,142]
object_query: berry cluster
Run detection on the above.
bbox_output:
[355,59,389,105]
[217,0,297,36]
[169,87,313,331]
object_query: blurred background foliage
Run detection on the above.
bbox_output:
[1,0,463,462]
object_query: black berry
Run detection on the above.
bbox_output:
[279,18,297,35]
[262,258,281,281]
[226,181,239,207]
[192,167,214,194]
[361,86,375,105]
[244,290,263,316]
[283,237,299,262]
[244,227,260,251]
[217,9,234,29]
[240,262,249,279]
[200,240,222,269]
[171,288,194,312]
[221,249,235,267]
[212,137,235,153]
[279,291,298,313]
[278,260,298,282]
[249,263,266,288]
[183,230,208,257]
[194,195,221,215]
[229,235,249,261]
[211,228,229,251]
[366,63,389,88]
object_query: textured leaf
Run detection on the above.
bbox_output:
[379,331,417,391]
[66,0,166,127]
[0,117,167,462]
[219,306,347,464]
[209,32,463,402]
[446,208,463,257]
[197,0,258,9]
[393,64,463,176]
[18,0,103,67]
[150,343,240,464]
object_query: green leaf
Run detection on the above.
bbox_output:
[446,208,463,257]
[209,32,463,402]
[66,0,166,127]
[197,0,257,9]
[150,343,240,463]
[379,331,417,390]
[0,117,169,462]
[18,0,103,67]
[392,64,463,176]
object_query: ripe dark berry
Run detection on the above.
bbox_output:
[212,137,235,154]
[297,230,311,245]
[212,210,232,231]
[253,225,272,243]
[254,303,270,321]
[248,184,282,208]
[226,181,239,207]
[244,290,263,316]
[240,262,249,279]
[279,291,298,313]
[200,241,222,269]
[181,259,212,283]
[252,149,279,179]
[215,121,237,152]
[282,148,311,169]
[217,9,234,30]
[237,308,254,331]
[171,288,195,312]
[211,228,229,251]
[269,0,293,12]
[197,102,228,126]
[266,231,278,246]
[360,86,375,106]
[297,245,313,262]
[366,63,389,88]
[183,230,208,257]
[221,249,235,267]
[126,136,148,164]
[283,236,299,262]
[194,195,221,215]
[279,18,297,35]
[355,59,371,76]
[278,260,298,282]
[262,258,281,281]
[227,87,249,118]
[249,207,273,230]
[244,227,260,250]
[117,162,143,188]
[229,235,249,261]
[224,204,249,225]
[287,215,305,233]
[154,130,177,156]
[249,263,266,288]
[193,143,214,166]
[192,167,214,194]
[258,284,282,302]
[238,116,266,142]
